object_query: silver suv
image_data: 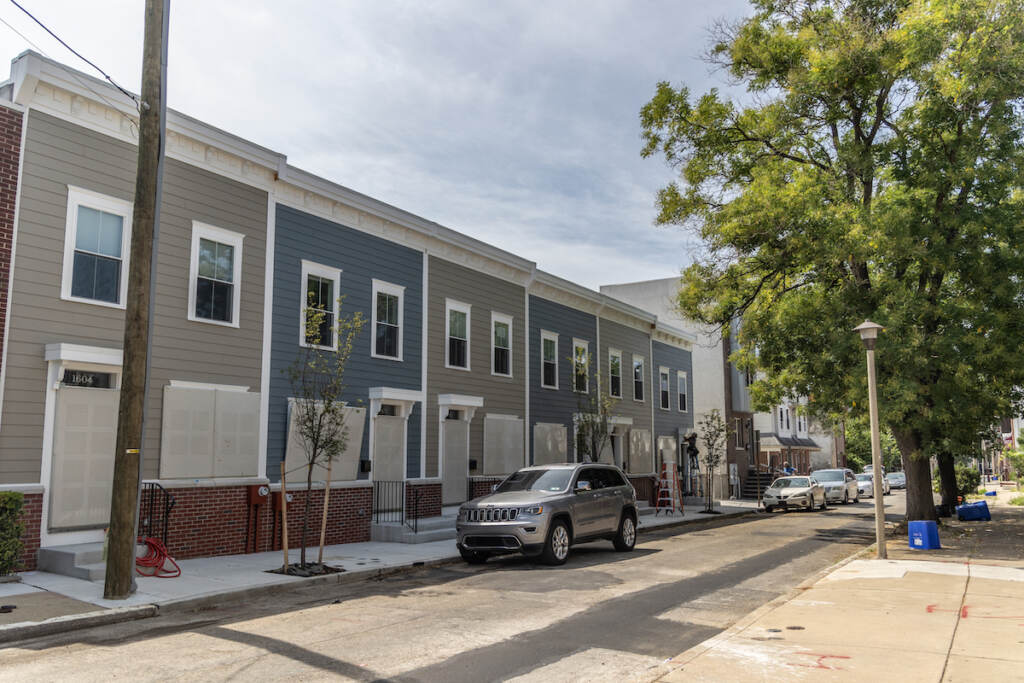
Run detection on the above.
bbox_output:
[456,463,638,565]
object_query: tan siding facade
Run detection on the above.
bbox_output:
[425,256,525,478]
[0,110,267,484]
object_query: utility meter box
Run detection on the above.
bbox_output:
[248,484,270,505]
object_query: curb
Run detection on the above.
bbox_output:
[657,542,873,677]
[638,509,759,535]
[0,604,157,645]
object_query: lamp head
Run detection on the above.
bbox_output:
[853,320,883,349]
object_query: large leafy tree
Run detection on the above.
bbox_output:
[640,0,1024,521]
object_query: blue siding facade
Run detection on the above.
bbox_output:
[528,295,597,463]
[268,204,423,481]
[652,340,694,439]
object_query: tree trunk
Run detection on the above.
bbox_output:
[301,462,313,568]
[892,428,937,522]
[936,452,959,507]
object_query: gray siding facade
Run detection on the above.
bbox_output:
[0,110,267,483]
[528,295,597,463]
[268,204,423,480]
[597,318,652,433]
[652,340,694,439]
[425,256,525,478]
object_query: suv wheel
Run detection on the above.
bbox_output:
[459,547,489,565]
[613,512,637,552]
[541,519,571,565]
[842,491,849,505]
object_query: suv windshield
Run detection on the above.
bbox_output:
[814,470,844,482]
[856,474,872,482]
[771,477,809,488]
[495,468,573,493]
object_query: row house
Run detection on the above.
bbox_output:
[0,52,698,568]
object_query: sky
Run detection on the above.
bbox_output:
[1,0,752,290]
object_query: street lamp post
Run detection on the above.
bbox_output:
[854,320,887,560]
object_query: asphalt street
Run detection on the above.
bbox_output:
[0,493,907,682]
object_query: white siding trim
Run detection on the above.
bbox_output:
[370,278,405,361]
[258,196,276,482]
[59,185,133,310]
[540,329,559,390]
[608,348,623,399]
[444,298,471,371]
[299,260,342,350]
[677,370,688,413]
[420,251,428,479]
[187,221,244,328]
[490,311,513,378]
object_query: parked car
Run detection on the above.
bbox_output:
[762,476,826,512]
[813,468,860,504]
[861,466,891,494]
[456,463,637,565]
[855,473,875,498]
[886,471,906,489]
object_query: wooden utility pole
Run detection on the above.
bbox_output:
[104,0,169,600]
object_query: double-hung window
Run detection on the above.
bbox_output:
[633,356,645,401]
[491,312,512,377]
[372,280,404,360]
[61,187,132,308]
[300,261,341,349]
[572,339,589,393]
[677,370,688,412]
[541,330,558,389]
[608,349,622,398]
[189,222,243,327]
[659,367,670,410]
[446,299,471,370]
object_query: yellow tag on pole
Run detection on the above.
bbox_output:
[126,448,140,454]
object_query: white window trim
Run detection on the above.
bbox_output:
[187,221,244,328]
[659,366,670,411]
[490,311,513,378]
[371,279,405,361]
[677,370,688,413]
[608,348,623,399]
[60,186,133,309]
[445,298,471,371]
[299,261,342,351]
[572,338,589,394]
[540,329,559,390]
[632,355,645,403]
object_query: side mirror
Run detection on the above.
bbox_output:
[575,480,592,493]
[491,484,499,492]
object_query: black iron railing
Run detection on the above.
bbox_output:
[140,481,176,545]
[372,481,419,533]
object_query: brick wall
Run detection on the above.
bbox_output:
[628,475,657,506]
[468,477,504,500]
[405,482,441,519]
[0,105,22,386]
[141,484,371,560]
[14,492,41,571]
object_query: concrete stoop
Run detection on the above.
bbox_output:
[37,542,106,581]
[636,502,655,517]
[371,513,457,544]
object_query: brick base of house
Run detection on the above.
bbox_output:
[468,476,504,500]
[15,492,42,571]
[628,475,657,506]
[405,482,441,519]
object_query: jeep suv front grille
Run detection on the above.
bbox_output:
[467,507,519,522]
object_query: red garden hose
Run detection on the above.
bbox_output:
[135,537,181,578]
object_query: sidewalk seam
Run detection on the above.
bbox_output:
[938,565,971,682]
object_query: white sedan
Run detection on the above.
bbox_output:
[763,476,827,512]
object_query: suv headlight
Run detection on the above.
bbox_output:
[458,507,468,521]
[520,505,544,516]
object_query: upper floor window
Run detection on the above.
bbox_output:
[491,312,512,377]
[300,261,341,349]
[188,222,243,327]
[633,356,645,402]
[61,187,132,308]
[677,370,688,412]
[572,339,589,393]
[541,330,558,389]
[786,408,791,430]
[446,298,471,370]
[372,279,404,360]
[608,349,622,398]
[779,406,785,428]
[659,367,670,410]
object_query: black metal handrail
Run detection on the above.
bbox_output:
[373,480,406,524]
[140,481,176,545]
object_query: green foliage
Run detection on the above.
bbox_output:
[575,352,618,463]
[933,464,981,499]
[844,416,901,473]
[698,409,730,511]
[1009,495,1024,506]
[0,491,25,575]
[640,0,1024,519]
[1005,449,1024,480]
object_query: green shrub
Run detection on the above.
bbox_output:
[934,465,982,499]
[1009,495,1024,506]
[0,491,25,575]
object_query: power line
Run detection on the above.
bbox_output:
[8,0,140,107]
[0,14,139,135]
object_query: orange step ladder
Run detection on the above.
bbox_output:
[655,461,684,516]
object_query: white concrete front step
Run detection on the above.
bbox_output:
[37,541,149,581]
[370,514,457,544]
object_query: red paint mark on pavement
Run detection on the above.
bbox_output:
[925,604,970,617]
[794,653,852,670]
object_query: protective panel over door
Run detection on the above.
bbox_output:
[442,419,469,504]
[373,415,407,482]
[284,404,367,484]
[533,423,567,466]
[628,429,653,474]
[483,416,524,475]
[50,386,119,530]
[658,436,677,470]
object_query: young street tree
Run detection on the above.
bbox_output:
[574,351,618,463]
[698,409,729,513]
[287,291,364,570]
[640,0,1024,521]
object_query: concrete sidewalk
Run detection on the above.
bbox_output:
[0,500,755,643]
[660,491,1024,681]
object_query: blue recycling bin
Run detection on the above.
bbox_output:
[984,490,997,496]
[908,520,941,549]
[956,500,991,521]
